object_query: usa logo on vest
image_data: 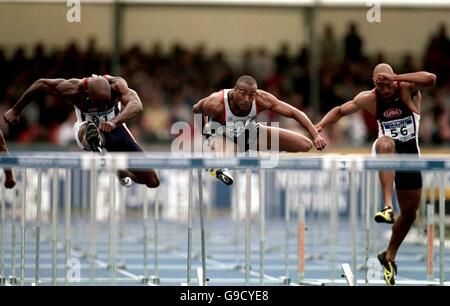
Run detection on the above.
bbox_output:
[384,108,402,118]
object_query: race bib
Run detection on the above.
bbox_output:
[381,116,415,142]
[224,119,256,138]
[84,107,116,125]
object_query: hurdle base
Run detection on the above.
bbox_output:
[140,276,149,284]
[9,276,17,284]
[150,276,160,284]
[106,264,116,271]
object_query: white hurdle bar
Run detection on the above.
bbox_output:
[0,152,448,286]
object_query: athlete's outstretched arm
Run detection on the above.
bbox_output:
[395,71,436,87]
[261,91,326,150]
[316,91,372,132]
[4,78,74,125]
[374,71,436,90]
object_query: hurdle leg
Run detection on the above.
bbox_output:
[20,168,26,286]
[233,172,240,267]
[438,171,445,285]
[0,179,5,284]
[259,170,265,285]
[52,168,58,286]
[197,169,207,286]
[34,169,42,286]
[427,172,436,280]
[107,171,117,285]
[152,186,160,285]
[419,173,427,253]
[309,172,320,262]
[186,170,193,285]
[349,163,358,286]
[372,170,380,254]
[364,170,372,285]
[64,169,72,285]
[82,169,89,221]
[426,202,434,281]
[89,159,97,284]
[297,172,306,283]
[10,182,17,284]
[107,171,114,271]
[245,169,251,285]
[141,184,148,284]
[117,183,126,270]
[329,163,339,282]
[283,172,290,285]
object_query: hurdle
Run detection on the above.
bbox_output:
[20,168,26,286]
[0,152,448,286]
[89,159,97,284]
[197,169,207,286]
[0,180,5,284]
[141,183,149,284]
[259,169,265,285]
[10,177,17,285]
[328,161,339,282]
[186,169,193,285]
[153,186,160,284]
[34,169,42,286]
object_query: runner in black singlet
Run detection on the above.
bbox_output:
[316,63,436,286]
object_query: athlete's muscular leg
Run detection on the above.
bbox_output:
[385,189,421,261]
[375,136,396,208]
[258,125,313,152]
[118,169,160,188]
[107,127,160,188]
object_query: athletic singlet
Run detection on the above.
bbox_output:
[208,89,258,138]
[375,83,420,154]
[75,76,121,126]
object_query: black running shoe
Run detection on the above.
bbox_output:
[374,206,395,224]
[86,122,103,154]
[377,251,397,286]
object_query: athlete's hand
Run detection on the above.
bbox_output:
[374,72,395,83]
[3,109,20,125]
[98,121,117,133]
[313,134,326,151]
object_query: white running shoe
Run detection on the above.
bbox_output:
[208,168,234,185]
[119,176,132,188]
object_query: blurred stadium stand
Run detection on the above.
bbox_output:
[0,1,449,152]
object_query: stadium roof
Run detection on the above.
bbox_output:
[2,0,450,8]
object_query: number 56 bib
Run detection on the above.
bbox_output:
[381,116,415,142]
